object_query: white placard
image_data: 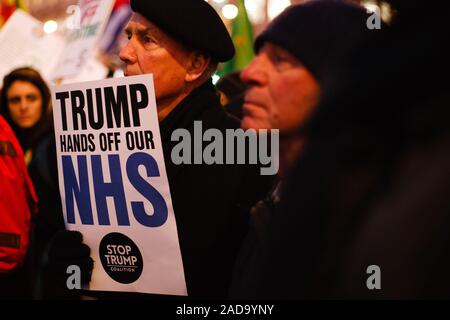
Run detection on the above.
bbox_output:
[51,75,187,296]
[0,9,65,81]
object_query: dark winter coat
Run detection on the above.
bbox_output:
[158,81,270,298]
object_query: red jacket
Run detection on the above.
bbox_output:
[0,115,37,272]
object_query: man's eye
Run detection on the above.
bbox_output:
[143,36,154,44]
[273,53,287,63]
[271,52,300,71]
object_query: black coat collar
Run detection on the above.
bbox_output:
[158,80,228,182]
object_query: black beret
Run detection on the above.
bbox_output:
[130,0,235,62]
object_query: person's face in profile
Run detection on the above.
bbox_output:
[119,13,193,111]
[240,42,320,134]
[7,80,43,129]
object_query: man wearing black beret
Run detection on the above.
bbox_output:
[36,0,270,299]
[118,0,271,299]
[117,0,262,299]
[121,0,235,121]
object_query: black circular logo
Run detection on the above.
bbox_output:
[99,232,143,284]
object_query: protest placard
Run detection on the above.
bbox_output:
[51,75,187,295]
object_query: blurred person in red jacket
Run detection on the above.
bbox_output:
[0,114,37,298]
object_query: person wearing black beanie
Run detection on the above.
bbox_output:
[240,0,371,177]
[232,0,450,299]
[230,0,373,298]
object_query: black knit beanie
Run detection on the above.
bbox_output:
[255,0,371,83]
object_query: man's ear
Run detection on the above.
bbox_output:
[185,52,211,82]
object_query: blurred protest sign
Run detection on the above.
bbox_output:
[51,0,114,80]
[0,9,65,81]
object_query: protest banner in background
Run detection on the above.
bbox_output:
[51,75,187,296]
[51,0,114,80]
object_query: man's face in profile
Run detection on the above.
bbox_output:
[240,42,320,134]
[119,13,192,108]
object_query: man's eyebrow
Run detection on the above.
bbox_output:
[136,27,157,36]
[124,25,161,41]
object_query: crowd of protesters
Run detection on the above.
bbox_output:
[1,0,449,300]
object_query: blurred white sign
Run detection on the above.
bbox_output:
[51,0,115,80]
[0,9,65,82]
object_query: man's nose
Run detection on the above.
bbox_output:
[119,41,137,64]
[240,56,268,87]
